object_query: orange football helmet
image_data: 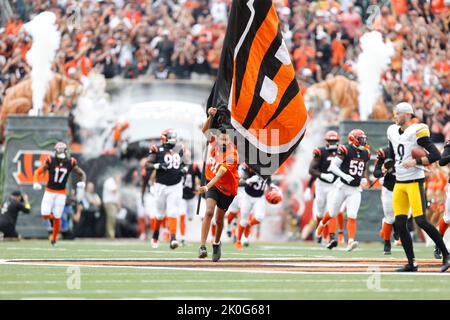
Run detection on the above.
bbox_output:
[161,128,177,146]
[324,130,340,149]
[348,129,367,151]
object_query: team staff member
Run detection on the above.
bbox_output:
[197,107,239,262]
[0,191,30,238]
[387,102,449,272]
[437,140,450,257]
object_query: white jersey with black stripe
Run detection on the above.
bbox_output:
[387,123,430,182]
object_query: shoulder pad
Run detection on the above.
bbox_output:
[313,148,321,157]
[337,145,348,156]
[149,145,159,153]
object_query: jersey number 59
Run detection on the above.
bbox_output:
[349,160,364,177]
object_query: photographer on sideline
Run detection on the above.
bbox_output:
[0,190,31,239]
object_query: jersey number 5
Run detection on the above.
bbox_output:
[349,160,364,176]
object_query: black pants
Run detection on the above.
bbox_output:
[0,217,18,238]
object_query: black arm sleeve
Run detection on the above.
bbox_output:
[373,156,384,178]
[308,158,321,179]
[439,144,450,166]
[417,136,441,164]
[18,202,31,214]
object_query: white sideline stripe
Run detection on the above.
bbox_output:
[0,279,427,285]
[2,261,450,276]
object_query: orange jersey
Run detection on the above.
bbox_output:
[205,142,239,196]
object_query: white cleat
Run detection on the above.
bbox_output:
[151,239,159,249]
[346,240,359,252]
[242,236,249,247]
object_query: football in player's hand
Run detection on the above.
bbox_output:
[411,147,428,159]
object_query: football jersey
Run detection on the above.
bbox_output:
[387,123,429,182]
[243,164,266,198]
[374,147,396,191]
[312,146,338,183]
[45,156,77,192]
[337,144,370,187]
[149,144,184,186]
[205,142,239,196]
[182,163,202,200]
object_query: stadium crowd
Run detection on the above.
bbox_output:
[0,0,449,139]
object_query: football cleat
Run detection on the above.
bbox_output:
[181,239,186,247]
[434,245,442,260]
[326,234,338,250]
[441,256,450,273]
[316,236,322,244]
[242,236,249,247]
[235,241,243,251]
[383,240,391,255]
[170,236,179,250]
[50,240,56,247]
[198,245,208,258]
[396,263,418,272]
[212,242,222,262]
[346,240,359,252]
[151,239,159,249]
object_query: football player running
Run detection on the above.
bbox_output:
[235,163,271,250]
[33,142,86,246]
[142,129,184,250]
[387,102,449,272]
[373,147,396,255]
[179,149,202,246]
[318,129,370,251]
[304,130,344,244]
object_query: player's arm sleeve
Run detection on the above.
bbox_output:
[387,140,395,162]
[329,157,347,179]
[417,136,440,164]
[309,149,322,178]
[373,151,384,178]
[439,143,450,166]
[18,202,31,213]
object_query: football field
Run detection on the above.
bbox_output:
[1,240,450,300]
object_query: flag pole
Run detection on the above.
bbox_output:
[196,140,209,215]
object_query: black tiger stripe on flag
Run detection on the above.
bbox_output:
[206,0,308,178]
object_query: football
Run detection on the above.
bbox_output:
[411,147,428,159]
[265,186,283,204]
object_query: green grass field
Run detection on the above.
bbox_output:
[1,239,450,299]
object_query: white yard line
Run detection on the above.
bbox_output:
[2,260,450,276]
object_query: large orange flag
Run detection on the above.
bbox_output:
[207,0,308,177]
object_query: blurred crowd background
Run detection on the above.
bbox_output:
[1,0,449,141]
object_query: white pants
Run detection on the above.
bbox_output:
[444,183,450,224]
[41,191,66,219]
[154,182,182,220]
[328,180,361,219]
[313,179,334,219]
[228,187,244,213]
[239,193,266,227]
[137,191,156,218]
[381,187,395,224]
[180,197,198,220]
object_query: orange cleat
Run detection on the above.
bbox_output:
[235,241,243,251]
